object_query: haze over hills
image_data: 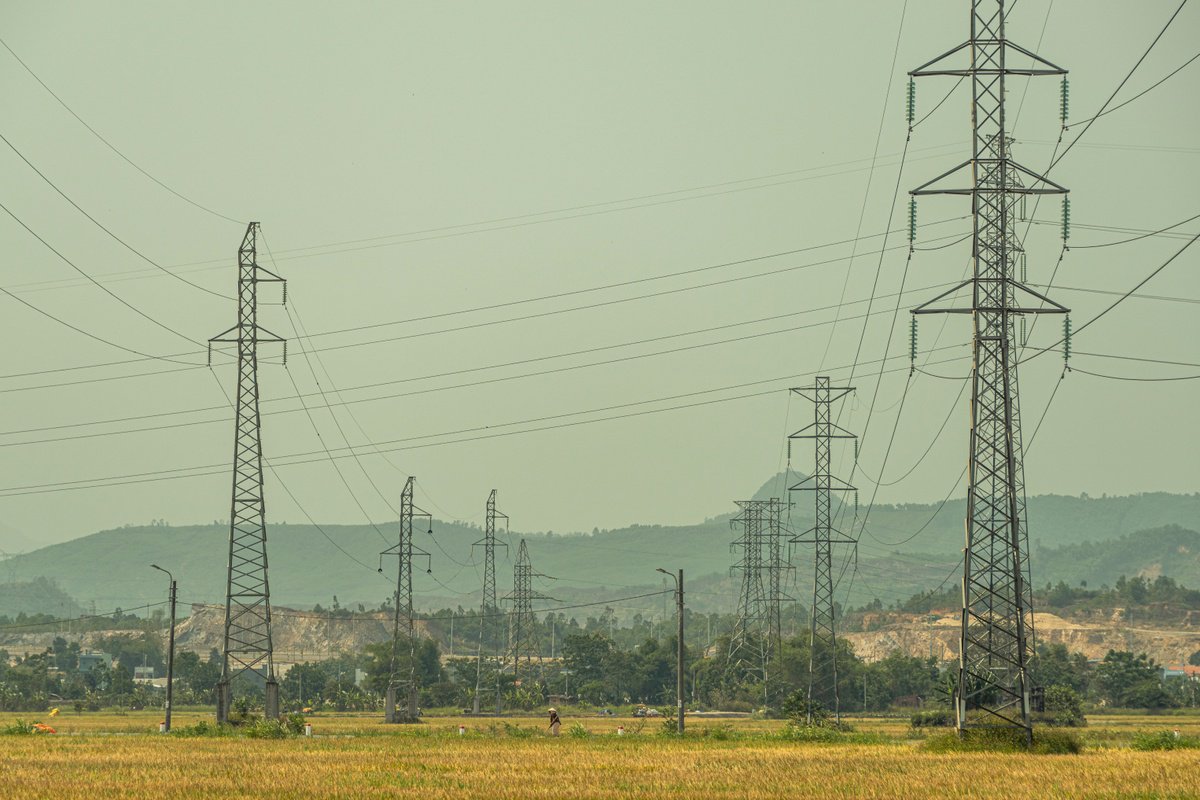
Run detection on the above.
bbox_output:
[3,477,1197,617]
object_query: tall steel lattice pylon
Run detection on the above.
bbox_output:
[503,539,555,681]
[729,499,767,674]
[789,377,857,723]
[729,498,788,703]
[763,497,790,652]
[731,497,790,707]
[472,489,508,714]
[909,0,1068,740]
[381,476,432,723]
[209,222,287,723]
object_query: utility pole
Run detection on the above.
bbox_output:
[380,476,432,723]
[657,568,685,735]
[209,222,286,723]
[502,540,555,683]
[472,490,508,714]
[150,564,176,732]
[789,376,857,724]
[909,0,1067,743]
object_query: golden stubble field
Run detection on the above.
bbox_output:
[2,712,1198,799]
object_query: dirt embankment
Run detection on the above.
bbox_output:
[174,604,431,663]
[844,610,1200,665]
[0,604,428,665]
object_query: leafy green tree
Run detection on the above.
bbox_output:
[562,633,613,685]
[361,638,442,694]
[173,651,220,703]
[108,664,135,698]
[1031,643,1089,694]
[1094,650,1172,708]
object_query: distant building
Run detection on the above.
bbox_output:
[1163,665,1200,681]
[133,666,156,681]
[77,652,111,673]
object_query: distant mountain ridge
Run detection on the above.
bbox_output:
[3,485,1197,615]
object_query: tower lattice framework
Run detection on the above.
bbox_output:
[909,0,1068,738]
[789,377,857,723]
[763,497,789,652]
[381,476,432,722]
[729,499,768,676]
[503,539,555,681]
[472,489,508,714]
[729,498,787,698]
[209,222,286,723]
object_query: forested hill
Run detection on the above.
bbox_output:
[2,487,1197,615]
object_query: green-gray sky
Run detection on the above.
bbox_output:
[1,1,1196,552]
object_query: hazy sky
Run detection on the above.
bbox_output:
[1,1,1197,553]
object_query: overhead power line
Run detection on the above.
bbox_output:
[2,217,974,383]
[0,279,961,442]
[0,346,971,498]
[1065,49,1200,130]
[0,129,232,300]
[1048,0,1190,172]
[0,35,244,225]
[0,199,208,355]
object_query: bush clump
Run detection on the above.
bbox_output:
[911,709,955,728]
[1130,730,1200,751]
[1033,686,1087,728]
[2,719,37,735]
[697,723,737,741]
[170,714,306,739]
[922,727,1082,754]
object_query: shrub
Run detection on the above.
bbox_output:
[243,719,290,739]
[922,727,1082,754]
[778,725,884,745]
[1033,686,1087,728]
[1130,730,1200,751]
[911,709,955,728]
[698,723,736,741]
[782,692,831,727]
[170,721,231,737]
[170,716,305,739]
[500,722,533,738]
[2,719,36,735]
[567,722,589,738]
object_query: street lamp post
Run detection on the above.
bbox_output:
[656,568,684,735]
[150,564,177,733]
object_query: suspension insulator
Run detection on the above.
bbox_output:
[908,198,917,244]
[1062,316,1072,368]
[909,317,919,369]
[1062,196,1071,243]
[906,78,916,125]
[1060,77,1070,124]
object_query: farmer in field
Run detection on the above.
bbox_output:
[548,707,562,736]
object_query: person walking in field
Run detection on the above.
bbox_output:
[548,707,561,736]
